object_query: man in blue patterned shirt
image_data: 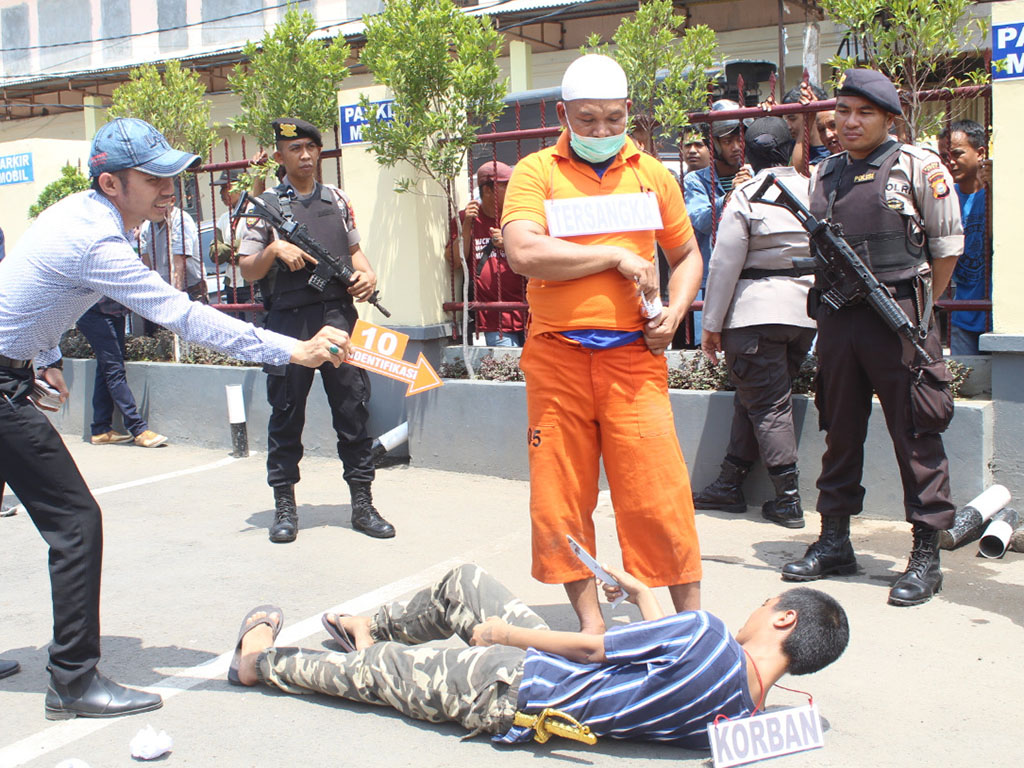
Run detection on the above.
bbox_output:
[0,118,351,720]
[230,564,848,750]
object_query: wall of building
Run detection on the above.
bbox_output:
[0,137,91,246]
[0,0,377,79]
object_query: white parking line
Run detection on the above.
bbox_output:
[2,454,252,517]
[0,556,469,768]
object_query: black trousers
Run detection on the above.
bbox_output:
[814,300,955,529]
[264,301,374,488]
[722,324,816,470]
[0,368,103,685]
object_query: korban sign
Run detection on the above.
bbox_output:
[345,319,442,396]
[708,703,824,768]
[338,100,395,144]
[0,152,33,185]
[993,23,1024,80]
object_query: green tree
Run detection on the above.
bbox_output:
[821,0,989,141]
[359,0,506,374]
[585,0,719,154]
[109,60,217,159]
[229,5,351,148]
[28,163,90,219]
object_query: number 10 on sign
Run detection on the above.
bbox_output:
[345,319,443,396]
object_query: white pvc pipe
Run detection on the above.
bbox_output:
[225,385,246,425]
[979,508,1020,559]
[378,421,409,452]
[225,385,249,458]
[940,484,1012,550]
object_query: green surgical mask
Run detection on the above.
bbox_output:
[569,125,626,163]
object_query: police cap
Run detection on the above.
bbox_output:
[271,118,323,146]
[836,69,903,116]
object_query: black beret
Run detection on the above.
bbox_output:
[271,117,323,146]
[745,117,791,152]
[836,69,903,116]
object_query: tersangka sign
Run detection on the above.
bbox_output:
[708,703,824,768]
[544,192,663,238]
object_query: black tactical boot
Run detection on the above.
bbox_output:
[693,457,750,514]
[269,485,298,543]
[781,515,857,581]
[762,468,805,529]
[888,524,943,606]
[350,482,395,539]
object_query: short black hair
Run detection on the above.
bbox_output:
[782,83,828,104]
[776,588,849,676]
[90,168,131,193]
[939,119,986,151]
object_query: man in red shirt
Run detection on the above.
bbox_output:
[448,161,526,346]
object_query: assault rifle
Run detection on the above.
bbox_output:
[232,190,391,318]
[747,173,933,365]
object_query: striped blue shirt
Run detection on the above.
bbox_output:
[495,611,753,750]
[0,190,295,368]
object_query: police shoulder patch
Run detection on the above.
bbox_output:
[922,161,940,174]
[927,171,950,199]
[886,197,903,210]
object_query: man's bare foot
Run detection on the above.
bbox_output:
[237,610,280,686]
[325,613,375,650]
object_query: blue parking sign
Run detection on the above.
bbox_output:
[993,22,1024,80]
[338,100,395,144]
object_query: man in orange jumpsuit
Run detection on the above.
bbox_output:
[502,54,704,633]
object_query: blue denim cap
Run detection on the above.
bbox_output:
[88,118,200,178]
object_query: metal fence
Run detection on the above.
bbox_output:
[447,76,993,349]
[170,81,992,350]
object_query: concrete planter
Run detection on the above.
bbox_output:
[49,358,414,458]
[408,379,994,522]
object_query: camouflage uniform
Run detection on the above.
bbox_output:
[257,565,548,734]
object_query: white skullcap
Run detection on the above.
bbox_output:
[561,54,628,101]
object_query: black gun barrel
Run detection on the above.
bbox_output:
[745,173,934,365]
[234,191,391,318]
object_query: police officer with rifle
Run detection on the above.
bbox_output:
[760,70,963,606]
[238,118,395,543]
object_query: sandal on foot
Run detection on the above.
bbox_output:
[228,604,283,686]
[321,613,357,653]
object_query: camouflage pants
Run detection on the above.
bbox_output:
[258,564,549,734]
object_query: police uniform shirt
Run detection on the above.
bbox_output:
[808,142,964,264]
[237,180,361,259]
[703,166,816,332]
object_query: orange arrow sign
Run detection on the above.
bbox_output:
[345,319,443,397]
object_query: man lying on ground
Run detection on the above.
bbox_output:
[229,564,849,749]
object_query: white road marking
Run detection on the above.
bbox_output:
[0,556,473,768]
[2,454,256,517]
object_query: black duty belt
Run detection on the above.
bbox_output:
[0,355,32,369]
[739,267,806,280]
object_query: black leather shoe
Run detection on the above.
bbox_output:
[45,670,162,720]
[269,485,298,543]
[350,482,395,539]
[0,658,19,680]
[693,457,750,514]
[782,515,857,581]
[762,468,806,529]
[888,524,943,606]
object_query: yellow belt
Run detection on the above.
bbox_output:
[513,708,597,745]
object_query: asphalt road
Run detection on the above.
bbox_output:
[1,437,1022,767]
